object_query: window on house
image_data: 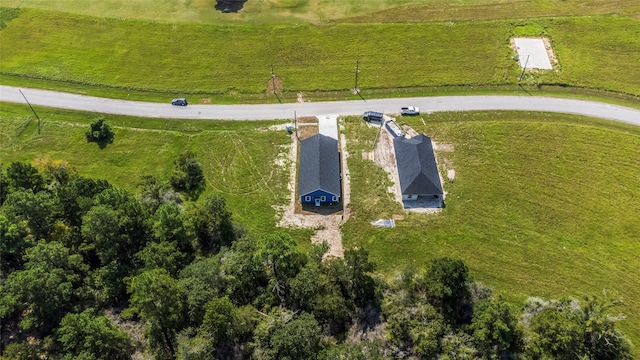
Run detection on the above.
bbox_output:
[320,196,326,201]
[332,196,338,202]
[305,196,311,202]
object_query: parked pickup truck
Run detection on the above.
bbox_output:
[401,106,420,116]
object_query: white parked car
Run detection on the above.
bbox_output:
[401,106,420,116]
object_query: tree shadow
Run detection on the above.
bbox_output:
[96,134,114,149]
[215,0,247,13]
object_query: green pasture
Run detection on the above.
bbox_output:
[341,111,640,344]
[2,103,640,345]
[1,9,640,100]
[2,0,637,24]
[0,102,294,236]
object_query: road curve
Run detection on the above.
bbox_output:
[1,85,639,125]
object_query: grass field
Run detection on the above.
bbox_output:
[1,8,639,100]
[0,102,297,236]
[2,103,639,344]
[1,0,640,351]
[2,0,638,24]
[341,111,640,345]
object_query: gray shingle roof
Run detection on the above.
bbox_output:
[299,134,341,197]
[393,134,443,196]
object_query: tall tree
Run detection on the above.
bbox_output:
[254,311,322,360]
[35,157,78,187]
[0,241,87,333]
[137,240,188,276]
[190,194,235,253]
[419,257,473,326]
[254,232,305,305]
[170,151,205,199]
[527,298,586,359]
[56,308,131,360]
[5,161,45,193]
[85,117,114,147]
[199,296,236,348]
[0,165,9,205]
[0,212,34,274]
[179,254,227,325]
[383,295,445,358]
[153,202,195,254]
[470,297,523,359]
[124,269,186,360]
[344,247,377,307]
[289,262,349,332]
[581,294,633,360]
[2,189,60,240]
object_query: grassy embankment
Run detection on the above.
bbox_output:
[1,8,639,104]
[341,111,640,345]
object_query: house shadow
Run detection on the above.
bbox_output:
[215,0,247,13]
[301,201,343,215]
[402,196,444,210]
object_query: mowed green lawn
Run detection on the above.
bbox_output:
[0,102,293,235]
[1,8,639,98]
[341,111,640,344]
[2,0,638,24]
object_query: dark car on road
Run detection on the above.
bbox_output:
[171,98,188,106]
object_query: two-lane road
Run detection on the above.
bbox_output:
[1,85,639,125]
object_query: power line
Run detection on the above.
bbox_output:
[18,89,41,134]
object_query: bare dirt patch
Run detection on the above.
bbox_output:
[435,143,454,152]
[297,116,318,124]
[401,124,419,138]
[542,38,558,67]
[297,124,319,140]
[265,76,283,94]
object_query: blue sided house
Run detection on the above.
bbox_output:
[299,134,341,206]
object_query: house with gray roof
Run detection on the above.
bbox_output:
[299,134,341,206]
[393,134,443,204]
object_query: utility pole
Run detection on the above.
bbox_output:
[19,89,41,134]
[271,64,282,104]
[519,55,530,82]
[271,64,276,96]
[354,59,360,92]
[354,59,365,101]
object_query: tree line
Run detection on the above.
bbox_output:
[0,159,633,359]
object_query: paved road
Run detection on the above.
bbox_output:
[1,85,639,125]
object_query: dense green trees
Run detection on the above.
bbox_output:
[0,241,87,333]
[0,161,634,359]
[124,269,187,359]
[57,308,131,360]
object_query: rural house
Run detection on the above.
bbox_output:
[394,134,443,204]
[299,134,341,206]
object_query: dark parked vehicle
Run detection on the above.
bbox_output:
[171,98,188,106]
[363,111,384,122]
